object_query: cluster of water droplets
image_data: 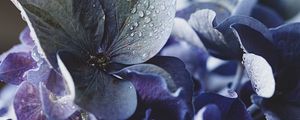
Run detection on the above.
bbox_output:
[119,0,176,60]
[242,53,275,98]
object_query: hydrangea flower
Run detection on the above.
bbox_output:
[7,0,200,119]
[0,0,300,120]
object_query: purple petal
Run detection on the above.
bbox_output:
[194,93,252,120]
[231,24,280,71]
[147,56,194,103]
[194,104,221,120]
[211,61,238,76]
[160,40,208,81]
[271,23,300,64]
[171,18,207,50]
[176,2,231,24]
[120,72,190,120]
[19,27,34,46]
[27,61,66,96]
[0,44,32,62]
[13,82,46,120]
[39,83,77,120]
[26,62,52,86]
[0,52,36,85]
[251,5,284,28]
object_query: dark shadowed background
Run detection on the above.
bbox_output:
[0,1,26,53]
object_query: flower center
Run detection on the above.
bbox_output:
[87,53,110,71]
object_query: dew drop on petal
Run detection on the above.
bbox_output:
[131,7,137,14]
[145,10,151,15]
[138,11,144,17]
[130,33,135,37]
[149,32,153,37]
[150,5,155,9]
[138,32,142,37]
[133,22,139,27]
[149,23,154,27]
[144,17,151,23]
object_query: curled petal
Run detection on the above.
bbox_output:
[19,27,34,46]
[194,104,221,120]
[243,53,275,98]
[194,93,251,120]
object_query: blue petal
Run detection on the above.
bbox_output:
[194,93,252,120]
[176,2,231,24]
[271,23,300,64]
[250,5,284,28]
[147,56,194,104]
[160,41,208,81]
[118,71,191,120]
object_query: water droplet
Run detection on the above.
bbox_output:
[138,11,144,17]
[150,5,155,9]
[133,22,139,27]
[92,4,96,8]
[167,11,171,16]
[155,10,160,13]
[145,10,151,15]
[144,17,151,23]
[142,53,148,58]
[130,26,134,30]
[138,32,142,37]
[131,8,137,14]
[149,23,154,27]
[130,33,135,36]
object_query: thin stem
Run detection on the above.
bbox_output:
[247,104,259,114]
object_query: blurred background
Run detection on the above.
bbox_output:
[0,0,26,53]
